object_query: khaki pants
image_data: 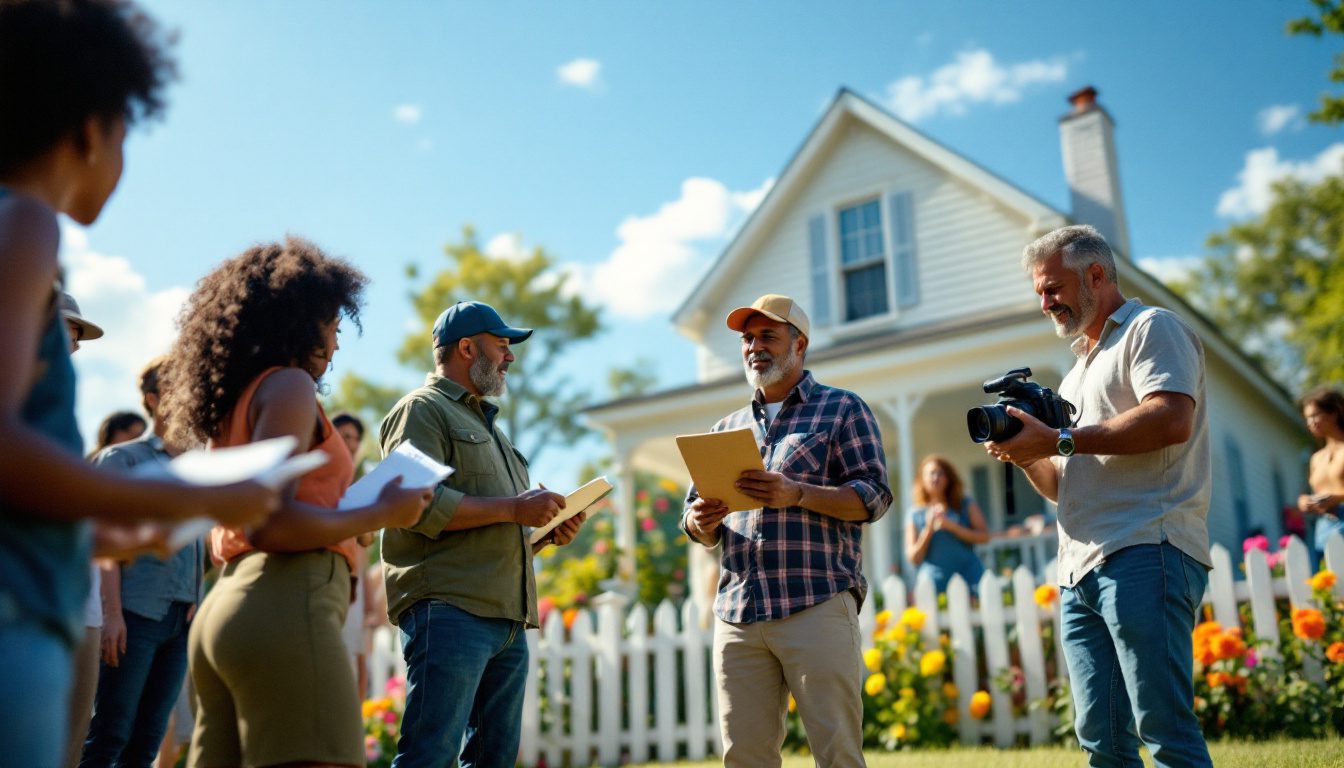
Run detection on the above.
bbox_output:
[713,591,865,768]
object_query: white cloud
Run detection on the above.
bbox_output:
[572,176,774,319]
[557,58,602,89]
[1216,143,1344,218]
[883,48,1068,123]
[1137,255,1201,285]
[484,232,529,261]
[58,223,188,442]
[1257,104,1302,136]
[393,103,423,125]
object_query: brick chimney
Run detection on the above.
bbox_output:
[1059,86,1131,259]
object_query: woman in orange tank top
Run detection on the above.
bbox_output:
[161,237,431,768]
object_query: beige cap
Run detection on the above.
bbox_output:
[725,294,810,338]
[59,292,104,341]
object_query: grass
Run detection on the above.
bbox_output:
[643,737,1344,768]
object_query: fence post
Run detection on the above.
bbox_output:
[1243,548,1281,660]
[913,571,941,650]
[977,571,1015,747]
[882,573,908,617]
[1207,544,1239,629]
[542,613,565,768]
[594,598,624,766]
[1284,537,1324,684]
[682,600,709,760]
[945,575,978,745]
[653,600,679,761]
[571,609,595,765]
[1012,567,1051,745]
[627,605,650,764]
[521,628,541,765]
[1326,531,1344,598]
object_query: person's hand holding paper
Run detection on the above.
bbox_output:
[735,470,803,509]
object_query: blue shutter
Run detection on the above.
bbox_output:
[888,192,919,308]
[808,214,832,327]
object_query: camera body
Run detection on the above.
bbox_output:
[966,367,1075,443]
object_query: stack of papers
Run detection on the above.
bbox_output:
[338,441,454,510]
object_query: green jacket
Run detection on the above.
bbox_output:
[378,373,538,628]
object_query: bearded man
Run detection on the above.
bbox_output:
[379,301,585,768]
[985,225,1213,768]
[683,294,891,768]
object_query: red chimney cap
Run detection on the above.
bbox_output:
[1068,86,1099,113]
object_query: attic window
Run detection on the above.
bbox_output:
[838,199,888,321]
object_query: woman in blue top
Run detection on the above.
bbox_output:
[903,455,990,597]
[0,3,275,764]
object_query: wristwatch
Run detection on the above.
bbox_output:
[1056,428,1076,457]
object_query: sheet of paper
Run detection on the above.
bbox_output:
[675,428,765,512]
[165,518,214,552]
[338,441,454,510]
[529,476,613,544]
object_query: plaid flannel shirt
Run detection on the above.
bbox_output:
[684,371,891,623]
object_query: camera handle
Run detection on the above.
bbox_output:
[1003,461,1017,521]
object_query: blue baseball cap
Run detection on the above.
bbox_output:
[432,301,533,348]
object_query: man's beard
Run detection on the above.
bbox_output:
[469,349,508,397]
[1050,282,1098,339]
[744,346,801,390]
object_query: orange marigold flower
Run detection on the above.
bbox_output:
[1292,607,1326,641]
[1327,642,1344,664]
[942,682,959,699]
[1309,570,1337,592]
[943,707,959,726]
[1034,584,1059,608]
[562,608,580,631]
[969,690,992,719]
[1211,631,1246,661]
[1206,671,1226,688]
[874,609,892,634]
[788,694,797,713]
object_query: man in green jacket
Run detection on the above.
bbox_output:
[379,301,585,768]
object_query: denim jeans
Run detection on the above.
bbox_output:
[1061,542,1212,768]
[392,600,528,768]
[80,601,191,768]
[0,613,74,768]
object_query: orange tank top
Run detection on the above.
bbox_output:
[209,367,358,572]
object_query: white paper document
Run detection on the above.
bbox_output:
[129,436,331,551]
[338,441,454,510]
[528,476,613,544]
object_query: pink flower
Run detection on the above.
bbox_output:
[672,569,685,580]
[365,735,381,760]
[1242,535,1269,554]
[641,517,656,532]
[593,539,609,555]
[1245,649,1258,669]
[1266,552,1281,569]
[385,676,406,696]
[1279,535,1293,550]
[654,497,669,513]
[383,710,398,724]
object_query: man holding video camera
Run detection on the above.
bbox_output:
[985,225,1213,768]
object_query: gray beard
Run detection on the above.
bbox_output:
[744,348,800,390]
[469,352,507,397]
[1052,283,1098,339]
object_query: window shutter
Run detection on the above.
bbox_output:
[808,214,832,327]
[889,192,919,308]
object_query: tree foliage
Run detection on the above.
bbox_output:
[330,226,602,466]
[1289,0,1344,124]
[1169,171,1344,391]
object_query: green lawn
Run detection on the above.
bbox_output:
[643,738,1344,768]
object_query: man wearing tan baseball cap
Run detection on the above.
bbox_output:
[684,292,891,767]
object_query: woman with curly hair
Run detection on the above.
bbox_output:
[0,2,276,763]
[161,237,431,768]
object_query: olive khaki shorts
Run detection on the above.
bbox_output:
[188,550,362,767]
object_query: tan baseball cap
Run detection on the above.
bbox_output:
[725,294,810,338]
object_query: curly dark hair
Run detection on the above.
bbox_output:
[162,236,367,446]
[1301,387,1344,433]
[0,0,176,174]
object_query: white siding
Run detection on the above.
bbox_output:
[694,120,1038,379]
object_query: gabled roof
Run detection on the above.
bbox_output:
[670,87,1069,335]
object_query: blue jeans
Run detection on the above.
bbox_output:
[80,601,191,768]
[392,600,528,768]
[0,613,74,768]
[1061,543,1212,768]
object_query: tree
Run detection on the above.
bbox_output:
[331,226,603,466]
[1169,171,1344,390]
[1289,0,1344,125]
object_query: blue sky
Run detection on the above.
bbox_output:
[64,1,1340,486]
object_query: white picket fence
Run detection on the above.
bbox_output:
[368,531,1344,766]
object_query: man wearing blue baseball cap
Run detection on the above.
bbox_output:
[378,301,586,768]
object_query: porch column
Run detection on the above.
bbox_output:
[614,458,638,594]
[879,393,925,585]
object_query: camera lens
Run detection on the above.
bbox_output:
[966,405,1021,443]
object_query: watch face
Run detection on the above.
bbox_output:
[1057,431,1075,457]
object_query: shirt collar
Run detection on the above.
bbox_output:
[1070,297,1144,359]
[425,372,500,427]
[751,370,817,413]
